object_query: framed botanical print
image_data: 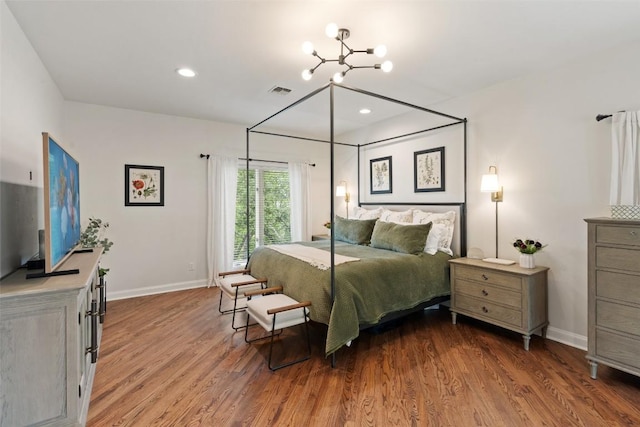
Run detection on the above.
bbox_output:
[125,164,164,206]
[414,147,445,192]
[370,156,392,194]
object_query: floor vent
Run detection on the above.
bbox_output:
[269,86,292,95]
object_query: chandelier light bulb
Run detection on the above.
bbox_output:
[381,60,393,73]
[325,23,339,38]
[373,45,387,58]
[333,71,344,83]
[302,69,313,81]
[302,41,315,55]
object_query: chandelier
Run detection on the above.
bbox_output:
[301,23,393,83]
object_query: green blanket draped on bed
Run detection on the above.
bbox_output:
[247,240,451,356]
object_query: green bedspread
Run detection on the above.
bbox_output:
[247,241,451,356]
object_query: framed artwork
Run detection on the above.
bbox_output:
[370,156,392,194]
[414,147,445,192]
[125,164,164,206]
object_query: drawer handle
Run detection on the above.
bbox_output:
[481,274,489,281]
[482,289,489,296]
[631,231,637,237]
[482,306,489,313]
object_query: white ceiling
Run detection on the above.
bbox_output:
[7,0,640,135]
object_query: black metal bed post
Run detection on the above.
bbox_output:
[462,119,468,257]
[245,129,251,263]
[357,145,361,207]
[329,83,337,368]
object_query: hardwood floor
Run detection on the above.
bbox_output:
[88,287,640,426]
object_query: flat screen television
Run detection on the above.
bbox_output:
[41,132,81,274]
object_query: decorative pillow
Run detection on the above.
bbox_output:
[424,223,444,255]
[333,216,377,245]
[413,210,456,254]
[370,221,432,255]
[351,207,382,220]
[378,208,413,224]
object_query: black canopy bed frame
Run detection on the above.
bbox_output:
[245,82,467,365]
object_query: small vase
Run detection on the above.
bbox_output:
[519,253,535,269]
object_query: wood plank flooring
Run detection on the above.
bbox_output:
[88,287,640,426]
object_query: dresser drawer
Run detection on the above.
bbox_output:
[596,329,640,370]
[455,279,521,309]
[596,300,640,337]
[455,294,521,328]
[596,247,640,273]
[454,265,521,289]
[596,270,640,305]
[597,225,640,247]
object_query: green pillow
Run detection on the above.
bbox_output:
[333,217,377,245]
[370,221,432,254]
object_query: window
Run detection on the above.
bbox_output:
[234,166,290,264]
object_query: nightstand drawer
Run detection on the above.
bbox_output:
[455,279,521,309]
[596,329,640,370]
[596,225,640,247]
[597,300,640,336]
[456,294,521,328]
[454,265,521,289]
[597,270,640,305]
[596,247,640,273]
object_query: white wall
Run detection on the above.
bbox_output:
[335,39,640,349]
[0,1,65,276]
[0,0,64,186]
[64,102,330,299]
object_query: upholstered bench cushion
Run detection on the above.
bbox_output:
[247,294,309,332]
[220,274,264,297]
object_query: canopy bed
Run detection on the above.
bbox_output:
[243,82,467,361]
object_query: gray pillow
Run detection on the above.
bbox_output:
[370,221,432,254]
[333,217,377,245]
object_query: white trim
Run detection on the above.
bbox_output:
[107,279,208,301]
[545,326,587,351]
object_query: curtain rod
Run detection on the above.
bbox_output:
[596,110,627,122]
[199,154,315,167]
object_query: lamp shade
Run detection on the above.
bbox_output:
[336,185,347,197]
[481,173,499,192]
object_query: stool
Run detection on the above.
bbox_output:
[217,269,267,330]
[244,286,312,371]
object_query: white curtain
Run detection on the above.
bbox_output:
[610,111,640,205]
[289,162,311,242]
[206,156,238,287]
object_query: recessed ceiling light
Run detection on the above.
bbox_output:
[176,68,197,78]
[360,108,371,114]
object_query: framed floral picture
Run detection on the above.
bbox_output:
[414,147,445,192]
[125,164,164,206]
[370,156,392,194]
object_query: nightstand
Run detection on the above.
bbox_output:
[312,234,330,241]
[449,258,549,350]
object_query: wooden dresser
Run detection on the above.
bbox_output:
[585,217,640,380]
[449,258,549,350]
[0,249,103,426]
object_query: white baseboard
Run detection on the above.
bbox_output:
[107,279,209,301]
[106,284,589,352]
[545,326,587,351]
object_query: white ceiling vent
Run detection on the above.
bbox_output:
[269,86,292,95]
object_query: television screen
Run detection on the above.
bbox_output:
[42,133,81,273]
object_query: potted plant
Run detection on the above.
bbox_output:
[512,238,546,268]
[81,217,113,277]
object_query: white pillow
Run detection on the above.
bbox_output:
[424,223,444,255]
[351,207,382,220]
[379,208,413,224]
[413,210,456,253]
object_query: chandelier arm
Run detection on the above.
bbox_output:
[350,65,379,70]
